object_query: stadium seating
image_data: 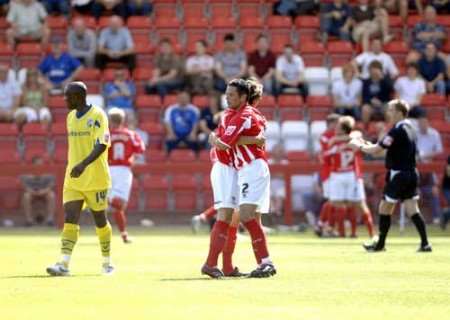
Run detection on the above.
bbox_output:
[265,121,282,152]
[281,120,309,152]
[304,67,330,96]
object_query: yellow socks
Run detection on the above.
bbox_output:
[96,222,112,265]
[60,223,80,267]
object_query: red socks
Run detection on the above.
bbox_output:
[113,210,126,234]
[318,202,331,227]
[347,207,357,237]
[201,206,217,221]
[336,207,346,237]
[244,219,269,264]
[222,226,237,274]
[206,220,229,267]
[362,209,374,237]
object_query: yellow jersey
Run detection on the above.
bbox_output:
[64,105,111,191]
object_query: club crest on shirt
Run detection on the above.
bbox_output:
[87,118,94,128]
[224,126,236,136]
[382,135,393,146]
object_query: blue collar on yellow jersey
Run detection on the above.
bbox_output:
[76,104,92,119]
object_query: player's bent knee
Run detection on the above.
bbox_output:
[217,208,233,223]
[403,199,420,216]
[109,197,126,211]
[91,210,108,228]
[239,204,258,222]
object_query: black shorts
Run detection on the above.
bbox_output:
[383,169,419,203]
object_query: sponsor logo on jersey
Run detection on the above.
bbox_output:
[224,126,236,136]
[382,135,393,147]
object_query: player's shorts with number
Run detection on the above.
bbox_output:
[63,188,109,211]
[329,171,365,202]
[238,159,271,214]
[108,165,133,202]
[210,161,239,210]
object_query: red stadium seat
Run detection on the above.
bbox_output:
[184,16,209,29]
[75,16,96,29]
[134,39,154,68]
[287,151,311,162]
[240,16,265,29]
[192,96,210,108]
[267,16,293,30]
[198,150,210,162]
[48,96,66,109]
[257,95,277,120]
[24,146,51,163]
[237,3,263,18]
[383,41,409,54]
[145,149,167,162]
[407,15,421,28]
[142,175,169,210]
[388,15,404,40]
[16,43,43,68]
[133,68,152,93]
[22,123,49,137]
[153,16,182,29]
[299,41,326,66]
[182,3,207,19]
[269,31,293,55]
[0,42,14,65]
[278,95,304,108]
[0,177,22,210]
[306,96,333,108]
[185,30,210,54]
[421,94,447,107]
[210,3,234,19]
[127,16,152,34]
[210,16,236,29]
[136,95,163,122]
[47,16,68,37]
[327,41,354,67]
[163,94,178,107]
[0,151,21,164]
[0,124,19,136]
[295,16,320,40]
[172,174,198,211]
[168,150,196,162]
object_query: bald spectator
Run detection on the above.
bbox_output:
[68,18,97,67]
[0,64,21,122]
[353,38,398,80]
[92,0,127,19]
[214,33,247,93]
[39,37,83,95]
[418,43,446,95]
[412,5,446,52]
[247,34,276,95]
[96,16,135,71]
[185,40,214,95]
[275,44,308,98]
[6,0,50,47]
[146,39,184,98]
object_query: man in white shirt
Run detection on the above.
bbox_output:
[0,64,22,122]
[331,64,363,119]
[394,63,426,108]
[353,38,398,79]
[185,40,214,95]
[416,115,443,162]
[275,44,308,98]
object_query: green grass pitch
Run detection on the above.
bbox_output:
[1,226,450,320]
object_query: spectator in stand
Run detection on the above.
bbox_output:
[416,115,444,224]
[412,5,446,53]
[6,0,50,47]
[418,43,446,95]
[40,0,69,15]
[441,156,450,229]
[0,0,9,15]
[350,0,393,52]
[353,38,399,80]
[67,18,97,67]
[164,91,199,153]
[377,0,416,23]
[92,0,127,19]
[247,34,276,95]
[198,95,221,148]
[127,114,148,164]
[96,15,136,71]
[146,38,184,98]
[0,64,21,122]
[361,60,393,123]
[72,0,95,15]
[275,44,308,98]
[39,37,83,95]
[268,143,289,218]
[273,0,318,17]
[214,33,247,93]
[320,0,352,43]
[417,115,443,162]
[20,156,55,227]
[127,0,152,16]
[103,68,136,116]
[331,64,362,120]
[430,0,450,13]
[14,69,51,128]
[185,40,214,95]
[394,63,426,116]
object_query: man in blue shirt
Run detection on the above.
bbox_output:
[39,37,83,94]
[103,68,136,112]
[95,15,136,71]
[412,5,446,52]
[418,43,446,96]
[320,0,352,42]
[163,91,199,153]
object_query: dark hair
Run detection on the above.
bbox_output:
[284,44,293,49]
[160,38,172,45]
[256,34,268,42]
[224,33,235,42]
[196,40,207,47]
[406,63,419,71]
[246,77,263,106]
[228,79,250,98]
[368,60,383,71]
[388,99,410,117]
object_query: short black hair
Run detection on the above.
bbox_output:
[196,39,207,47]
[224,33,235,42]
[228,79,250,98]
[160,38,172,45]
[406,62,419,71]
[369,60,383,71]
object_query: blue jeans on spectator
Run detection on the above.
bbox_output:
[434,80,446,96]
[421,185,442,221]
[128,2,153,16]
[166,137,198,153]
[42,0,69,15]
[145,79,184,98]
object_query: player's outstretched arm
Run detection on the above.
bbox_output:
[348,139,383,155]
[70,144,107,178]
[237,134,265,147]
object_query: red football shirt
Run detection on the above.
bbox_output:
[326,138,363,177]
[218,105,267,170]
[319,129,335,181]
[210,108,236,166]
[109,127,145,167]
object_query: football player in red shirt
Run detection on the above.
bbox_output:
[107,108,145,243]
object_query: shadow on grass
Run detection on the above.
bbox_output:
[160,277,249,282]
[1,274,100,279]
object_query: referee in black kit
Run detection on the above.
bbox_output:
[349,99,431,252]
